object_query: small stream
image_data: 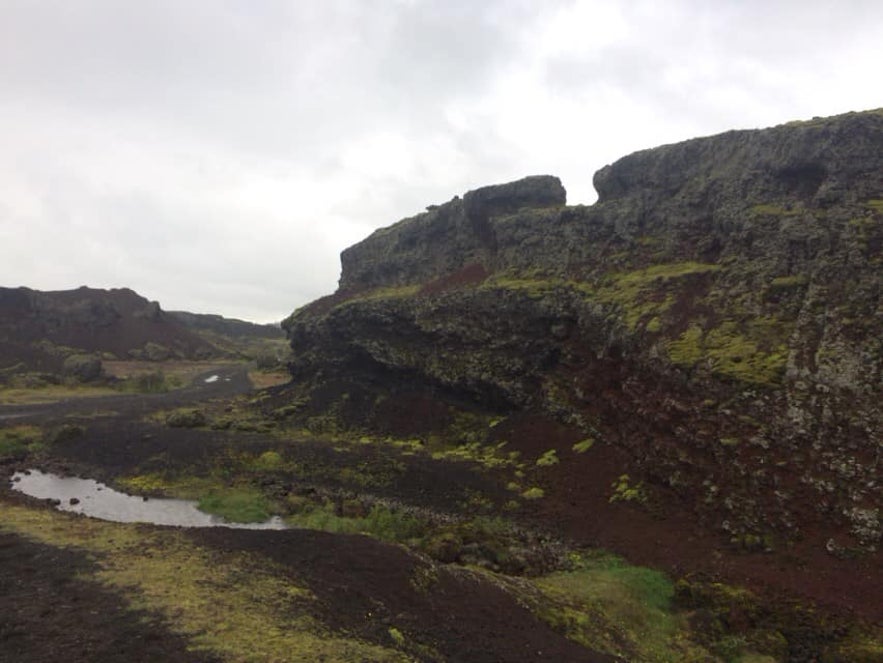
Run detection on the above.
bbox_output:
[10,469,287,530]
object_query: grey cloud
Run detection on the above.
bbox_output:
[2,0,883,322]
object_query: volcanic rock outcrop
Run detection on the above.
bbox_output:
[284,110,882,556]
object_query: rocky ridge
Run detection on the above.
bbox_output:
[284,110,882,564]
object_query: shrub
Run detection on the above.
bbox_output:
[252,450,284,470]
[0,425,43,458]
[609,474,646,503]
[166,409,207,428]
[143,342,171,361]
[130,370,169,393]
[46,424,85,445]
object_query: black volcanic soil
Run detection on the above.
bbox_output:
[0,372,619,663]
[0,529,217,663]
[188,527,614,663]
[2,368,879,662]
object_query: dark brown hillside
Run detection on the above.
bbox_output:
[0,286,218,374]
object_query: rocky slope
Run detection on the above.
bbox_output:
[283,110,882,573]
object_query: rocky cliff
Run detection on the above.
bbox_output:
[283,110,882,560]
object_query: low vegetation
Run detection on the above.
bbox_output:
[529,552,707,662]
[198,487,273,523]
[0,505,406,662]
[0,425,43,458]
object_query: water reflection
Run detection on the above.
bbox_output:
[10,469,286,530]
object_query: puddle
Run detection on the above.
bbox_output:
[10,470,286,530]
[204,374,220,383]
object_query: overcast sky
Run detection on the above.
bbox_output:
[1,1,881,323]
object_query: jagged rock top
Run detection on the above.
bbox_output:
[338,175,565,291]
[334,108,883,295]
[593,109,883,208]
[462,175,566,217]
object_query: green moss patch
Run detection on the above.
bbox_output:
[535,449,560,466]
[530,552,709,662]
[572,438,595,454]
[667,320,788,386]
[598,262,720,331]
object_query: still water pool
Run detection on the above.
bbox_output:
[10,469,286,530]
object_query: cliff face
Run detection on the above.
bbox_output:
[284,110,882,555]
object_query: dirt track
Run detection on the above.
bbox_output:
[0,364,251,424]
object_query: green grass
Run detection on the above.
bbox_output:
[287,504,427,544]
[197,488,273,523]
[332,285,422,310]
[0,425,43,457]
[531,552,710,662]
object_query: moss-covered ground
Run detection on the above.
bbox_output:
[0,504,407,662]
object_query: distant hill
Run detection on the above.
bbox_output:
[0,286,221,376]
[168,311,283,340]
[166,310,287,364]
